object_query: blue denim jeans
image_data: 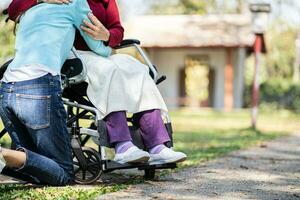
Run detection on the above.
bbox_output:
[0,74,73,185]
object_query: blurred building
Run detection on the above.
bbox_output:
[124,14,266,110]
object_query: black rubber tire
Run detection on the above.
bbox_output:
[73,147,102,185]
[144,169,156,180]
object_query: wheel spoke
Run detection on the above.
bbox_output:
[88,162,99,167]
[73,161,79,166]
[83,152,88,157]
[87,169,96,176]
[73,148,102,184]
[82,170,86,180]
[90,156,98,162]
[86,153,91,160]
[74,168,81,174]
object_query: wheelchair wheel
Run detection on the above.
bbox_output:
[73,147,102,184]
[144,169,156,180]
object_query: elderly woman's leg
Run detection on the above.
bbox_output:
[105,110,186,165]
[134,110,170,149]
[134,109,187,165]
[105,111,150,163]
[105,111,132,145]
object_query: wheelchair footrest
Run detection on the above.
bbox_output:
[138,163,177,170]
[104,160,146,172]
[103,160,177,172]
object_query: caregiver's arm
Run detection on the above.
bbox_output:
[8,0,71,21]
[8,0,36,21]
[104,0,124,47]
[74,0,112,57]
[81,13,111,42]
[80,0,124,48]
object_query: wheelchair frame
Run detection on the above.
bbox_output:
[0,39,177,185]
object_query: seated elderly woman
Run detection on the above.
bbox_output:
[2,0,186,170]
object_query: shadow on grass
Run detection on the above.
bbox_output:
[173,127,286,167]
[0,182,129,200]
[0,171,145,200]
[0,184,34,193]
[0,127,287,200]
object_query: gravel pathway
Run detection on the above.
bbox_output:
[98,133,300,200]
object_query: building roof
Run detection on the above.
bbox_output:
[124,14,257,49]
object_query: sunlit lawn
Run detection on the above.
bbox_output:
[0,108,299,200]
[171,108,299,166]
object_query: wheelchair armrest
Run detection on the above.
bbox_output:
[2,10,10,23]
[2,9,8,15]
[114,39,159,81]
[114,39,141,49]
[0,59,13,80]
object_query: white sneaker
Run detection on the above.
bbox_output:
[149,147,187,165]
[0,147,6,173]
[114,146,150,164]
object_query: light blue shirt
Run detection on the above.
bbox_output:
[8,0,112,75]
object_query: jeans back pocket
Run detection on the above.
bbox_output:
[16,93,51,130]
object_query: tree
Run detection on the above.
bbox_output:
[148,0,246,15]
[244,21,298,86]
[148,0,216,15]
[265,21,297,79]
[0,17,15,64]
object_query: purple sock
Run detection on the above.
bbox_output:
[149,144,166,154]
[115,141,134,154]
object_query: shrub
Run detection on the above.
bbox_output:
[244,79,300,113]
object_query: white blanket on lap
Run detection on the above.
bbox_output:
[76,51,168,119]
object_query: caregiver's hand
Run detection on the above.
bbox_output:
[41,0,72,4]
[80,13,110,42]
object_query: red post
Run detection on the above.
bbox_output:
[251,34,263,129]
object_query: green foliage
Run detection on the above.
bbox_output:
[0,184,127,200]
[177,0,213,15]
[0,134,10,148]
[148,0,244,15]
[244,21,298,111]
[0,17,15,64]
[244,78,300,112]
[264,21,297,78]
[244,21,297,89]
[148,0,216,15]
[260,79,300,112]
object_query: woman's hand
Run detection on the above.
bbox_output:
[80,13,110,42]
[40,0,72,4]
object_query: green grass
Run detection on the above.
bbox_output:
[174,128,280,166]
[171,108,298,166]
[0,108,299,200]
[0,184,127,200]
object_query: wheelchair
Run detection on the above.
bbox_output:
[0,39,177,185]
